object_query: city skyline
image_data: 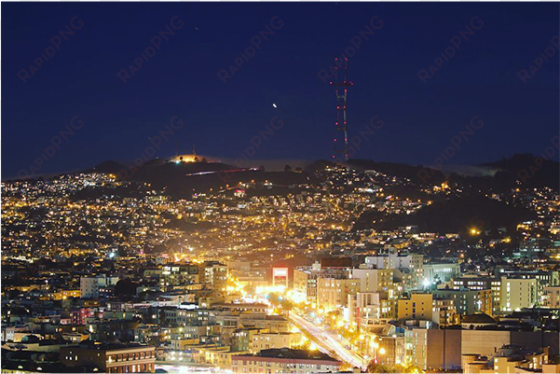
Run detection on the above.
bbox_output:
[2,2,560,374]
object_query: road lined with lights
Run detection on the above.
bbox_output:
[290,313,366,370]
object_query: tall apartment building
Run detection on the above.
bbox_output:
[352,267,394,294]
[293,262,322,304]
[434,288,493,316]
[317,270,360,312]
[200,261,228,289]
[365,253,423,290]
[500,276,537,312]
[452,276,501,315]
[397,293,434,321]
[348,292,396,328]
[80,275,117,299]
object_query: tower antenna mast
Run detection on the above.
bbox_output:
[330,57,353,161]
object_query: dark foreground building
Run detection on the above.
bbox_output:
[232,348,342,373]
[60,341,156,373]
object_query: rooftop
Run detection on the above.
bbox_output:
[237,348,340,362]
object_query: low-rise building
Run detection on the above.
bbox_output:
[251,332,302,353]
[60,342,155,373]
[543,286,560,308]
[232,348,341,373]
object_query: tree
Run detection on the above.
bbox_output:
[115,279,137,298]
[291,340,310,350]
[268,292,282,306]
[367,361,421,373]
[284,165,292,172]
[367,362,392,373]
[280,300,294,316]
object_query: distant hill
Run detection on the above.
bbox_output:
[346,159,446,185]
[83,160,127,174]
[304,159,337,174]
[76,152,557,198]
[479,153,559,190]
[80,158,317,198]
[353,195,536,234]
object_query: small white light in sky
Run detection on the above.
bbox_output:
[272,103,277,108]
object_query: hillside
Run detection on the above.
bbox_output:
[353,195,536,234]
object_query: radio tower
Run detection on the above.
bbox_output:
[331,57,353,161]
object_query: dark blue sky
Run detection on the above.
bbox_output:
[2,2,559,178]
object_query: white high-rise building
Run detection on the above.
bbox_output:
[80,276,100,299]
[365,253,424,289]
[500,276,537,312]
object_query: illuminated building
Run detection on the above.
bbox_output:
[80,275,118,299]
[377,334,405,367]
[543,286,560,308]
[232,348,341,374]
[464,347,557,374]
[200,261,228,289]
[80,277,101,299]
[317,270,360,312]
[499,276,537,312]
[397,293,434,321]
[272,267,289,288]
[434,289,493,316]
[170,152,213,164]
[352,267,394,294]
[452,276,502,315]
[293,262,321,304]
[160,264,200,289]
[365,252,424,289]
[250,332,303,353]
[423,263,461,286]
[60,342,155,373]
[348,291,396,327]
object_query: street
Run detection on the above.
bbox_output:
[290,313,366,370]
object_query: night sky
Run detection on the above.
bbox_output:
[2,2,559,178]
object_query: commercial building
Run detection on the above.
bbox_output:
[231,348,341,373]
[60,342,156,373]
